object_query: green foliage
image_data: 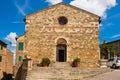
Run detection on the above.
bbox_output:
[73,58,80,62]
[42,58,51,64]
[100,43,115,59]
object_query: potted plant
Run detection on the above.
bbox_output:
[73,58,81,67]
[41,58,51,67]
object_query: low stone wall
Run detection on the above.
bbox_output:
[15,58,32,80]
[99,59,108,68]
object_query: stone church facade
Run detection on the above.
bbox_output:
[16,2,100,68]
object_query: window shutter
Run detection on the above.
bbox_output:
[0,45,1,50]
[18,56,22,61]
[0,45,3,50]
[18,42,24,50]
[0,56,2,62]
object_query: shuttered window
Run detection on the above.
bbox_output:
[18,42,24,50]
[0,45,3,50]
[18,56,22,61]
[0,56,2,62]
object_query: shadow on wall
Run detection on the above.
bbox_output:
[14,64,27,80]
[14,58,31,80]
[1,72,14,80]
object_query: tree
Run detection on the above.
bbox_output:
[100,43,115,59]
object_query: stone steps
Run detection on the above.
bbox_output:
[50,62,72,68]
[26,67,83,80]
[26,67,112,80]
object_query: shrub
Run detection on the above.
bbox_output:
[73,58,80,62]
[42,58,51,64]
[73,58,81,67]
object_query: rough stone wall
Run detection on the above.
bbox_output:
[0,47,6,78]
[114,41,120,55]
[16,35,25,63]
[14,35,25,77]
[16,3,100,68]
[5,49,13,73]
[107,40,120,56]
[0,46,13,78]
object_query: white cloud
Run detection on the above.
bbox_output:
[106,23,114,26]
[4,32,17,47]
[100,24,103,27]
[100,23,114,31]
[15,2,26,15]
[11,49,16,54]
[11,48,16,64]
[70,0,117,18]
[5,32,17,64]
[13,53,16,64]
[14,0,32,15]
[108,13,120,20]
[12,21,24,24]
[46,0,62,5]
[111,34,120,38]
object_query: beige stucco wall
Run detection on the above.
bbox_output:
[16,3,100,68]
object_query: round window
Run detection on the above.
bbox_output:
[58,16,68,25]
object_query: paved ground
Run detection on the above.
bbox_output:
[26,66,112,80]
[86,69,120,80]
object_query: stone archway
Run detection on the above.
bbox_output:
[56,38,67,62]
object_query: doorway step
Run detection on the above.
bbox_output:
[50,62,72,68]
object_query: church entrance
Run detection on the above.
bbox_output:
[57,44,66,62]
[58,50,64,62]
[56,38,67,62]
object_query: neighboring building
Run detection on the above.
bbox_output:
[0,40,13,78]
[16,2,100,68]
[106,39,120,56]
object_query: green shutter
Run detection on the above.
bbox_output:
[0,56,2,62]
[0,45,3,50]
[18,42,24,50]
[0,45,1,50]
[18,56,22,61]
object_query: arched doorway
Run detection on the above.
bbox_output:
[56,38,67,62]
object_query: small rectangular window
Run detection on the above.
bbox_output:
[0,45,3,50]
[0,56,2,62]
[18,42,24,50]
[18,56,22,61]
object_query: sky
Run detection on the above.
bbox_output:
[0,0,120,54]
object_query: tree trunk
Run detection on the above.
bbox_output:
[108,50,110,59]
